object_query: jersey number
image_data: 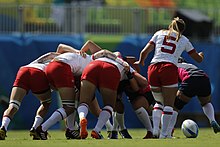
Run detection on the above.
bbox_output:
[161,36,176,54]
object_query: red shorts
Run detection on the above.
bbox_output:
[81,60,121,90]
[13,67,50,93]
[147,62,178,87]
[45,61,75,88]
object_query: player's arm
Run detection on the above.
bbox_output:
[189,51,204,63]
[80,40,102,54]
[133,72,148,88]
[56,44,80,54]
[36,52,60,64]
[134,43,154,66]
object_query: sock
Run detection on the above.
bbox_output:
[112,112,119,131]
[202,103,216,123]
[32,115,43,129]
[167,110,178,137]
[135,107,153,132]
[152,103,163,134]
[1,116,11,131]
[42,107,67,131]
[116,112,126,130]
[160,106,173,137]
[66,112,75,130]
[77,103,88,121]
[94,106,113,133]
[105,119,113,132]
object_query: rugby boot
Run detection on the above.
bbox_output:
[0,127,6,140]
[30,127,40,140]
[91,130,104,139]
[65,128,80,139]
[79,118,88,139]
[119,129,132,139]
[211,121,220,133]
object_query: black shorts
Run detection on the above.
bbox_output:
[124,88,155,106]
[179,76,211,97]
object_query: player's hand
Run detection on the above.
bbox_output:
[79,51,87,58]
[199,52,204,60]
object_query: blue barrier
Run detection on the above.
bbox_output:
[0,35,219,129]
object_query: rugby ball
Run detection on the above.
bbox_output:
[181,119,199,138]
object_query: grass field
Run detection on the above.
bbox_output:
[1,128,220,147]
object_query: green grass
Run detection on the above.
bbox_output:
[1,128,220,147]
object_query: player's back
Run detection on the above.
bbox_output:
[151,30,193,65]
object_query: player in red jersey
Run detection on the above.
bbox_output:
[135,17,204,138]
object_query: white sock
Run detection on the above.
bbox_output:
[66,112,75,130]
[167,110,178,137]
[77,103,88,121]
[202,103,216,123]
[160,106,173,137]
[32,115,43,129]
[42,108,67,131]
[116,112,126,130]
[105,119,113,131]
[94,106,113,133]
[112,112,119,131]
[135,107,153,132]
[1,116,11,131]
[152,103,163,135]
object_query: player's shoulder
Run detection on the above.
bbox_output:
[154,29,168,35]
[180,35,190,42]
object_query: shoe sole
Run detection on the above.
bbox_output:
[80,118,88,139]
[30,132,40,140]
[0,130,6,140]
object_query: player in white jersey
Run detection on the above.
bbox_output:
[0,52,59,140]
[135,17,204,139]
[35,43,127,139]
[77,52,130,139]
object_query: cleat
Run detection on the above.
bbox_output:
[65,128,80,139]
[79,118,88,139]
[36,126,48,140]
[119,129,132,139]
[109,131,118,139]
[91,130,104,139]
[143,131,153,139]
[30,127,40,140]
[107,131,112,139]
[0,127,7,140]
[211,121,220,133]
[153,129,160,138]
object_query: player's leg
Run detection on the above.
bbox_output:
[131,96,153,139]
[91,87,116,139]
[0,87,26,140]
[159,86,177,139]
[77,80,96,139]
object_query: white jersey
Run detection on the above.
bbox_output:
[150,30,195,65]
[96,57,135,81]
[53,52,93,76]
[25,52,58,71]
